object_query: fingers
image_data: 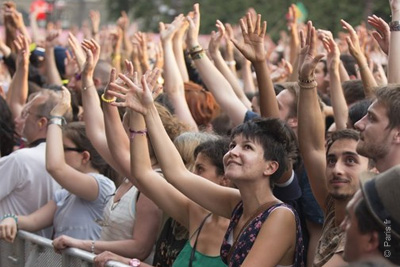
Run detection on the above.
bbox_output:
[246,13,254,34]
[299,30,305,48]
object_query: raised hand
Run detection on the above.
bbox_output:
[68,32,86,72]
[231,12,267,63]
[320,32,340,70]
[50,87,71,117]
[13,34,30,69]
[298,21,325,82]
[368,15,390,55]
[186,3,201,48]
[159,14,185,43]
[45,30,60,48]
[341,19,363,59]
[81,39,101,75]
[286,4,298,31]
[117,11,130,31]
[208,20,225,56]
[107,69,161,114]
[89,10,100,35]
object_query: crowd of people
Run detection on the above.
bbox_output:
[0,0,399,266]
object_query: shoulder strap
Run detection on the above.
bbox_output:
[227,201,281,264]
[189,213,212,267]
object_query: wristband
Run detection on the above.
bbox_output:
[389,21,400,31]
[101,93,116,103]
[129,129,147,140]
[48,116,67,127]
[225,60,236,66]
[129,258,141,267]
[298,77,315,83]
[2,214,18,226]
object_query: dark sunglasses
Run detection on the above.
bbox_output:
[63,146,85,153]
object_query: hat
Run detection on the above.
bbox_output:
[361,165,400,239]
[30,46,67,78]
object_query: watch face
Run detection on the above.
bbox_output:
[130,258,140,267]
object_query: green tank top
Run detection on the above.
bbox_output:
[172,241,227,267]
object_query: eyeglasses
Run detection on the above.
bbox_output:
[63,146,85,153]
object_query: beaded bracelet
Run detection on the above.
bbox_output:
[101,93,117,103]
[298,81,317,89]
[129,129,147,140]
[189,45,201,53]
[91,240,95,254]
[2,214,18,225]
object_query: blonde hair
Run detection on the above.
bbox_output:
[174,132,218,172]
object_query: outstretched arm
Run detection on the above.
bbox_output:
[186,4,248,126]
[320,32,348,130]
[0,200,56,242]
[297,22,329,212]
[231,12,279,119]
[107,70,241,219]
[208,21,252,109]
[341,20,377,98]
[160,15,198,131]
[53,193,161,259]
[172,17,190,82]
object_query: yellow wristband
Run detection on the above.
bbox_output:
[101,93,116,103]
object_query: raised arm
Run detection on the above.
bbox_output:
[46,88,99,201]
[297,22,329,212]
[321,33,348,130]
[341,20,377,98]
[89,10,100,42]
[186,4,248,126]
[172,17,190,82]
[160,15,198,131]
[208,21,252,109]
[78,39,126,174]
[6,35,29,120]
[44,30,63,86]
[388,0,400,83]
[107,70,241,219]
[231,13,279,119]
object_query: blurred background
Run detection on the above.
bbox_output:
[11,0,391,40]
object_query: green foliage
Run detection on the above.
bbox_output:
[106,0,391,39]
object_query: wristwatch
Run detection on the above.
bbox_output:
[129,258,141,267]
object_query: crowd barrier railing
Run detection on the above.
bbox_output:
[0,230,130,267]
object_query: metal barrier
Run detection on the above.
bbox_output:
[0,230,131,267]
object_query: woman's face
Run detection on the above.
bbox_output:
[223,134,269,182]
[194,152,226,186]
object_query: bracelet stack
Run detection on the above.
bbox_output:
[129,129,147,141]
[48,116,67,127]
[298,77,317,89]
[189,45,206,60]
